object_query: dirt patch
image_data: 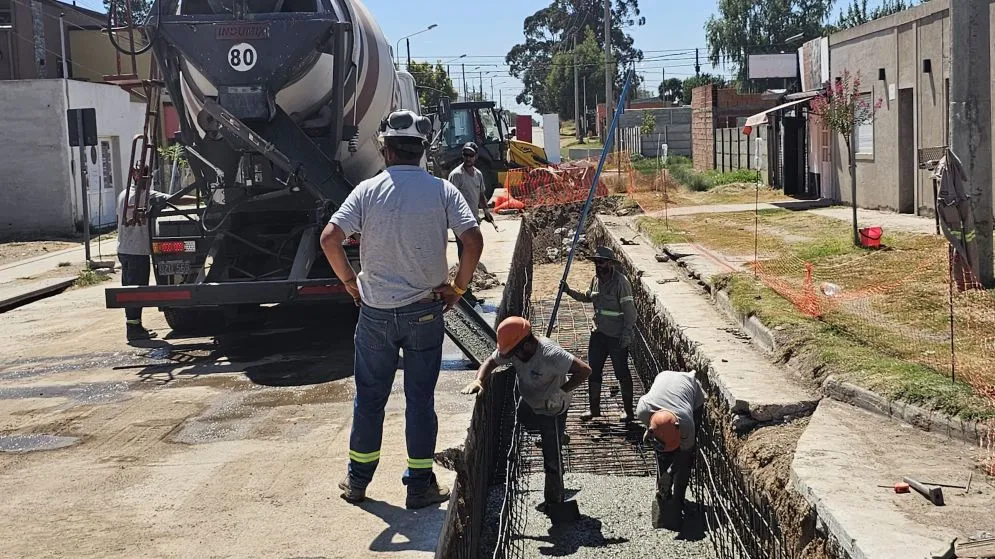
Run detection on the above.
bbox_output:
[733,419,825,558]
[532,261,596,300]
[527,196,642,262]
[0,241,80,267]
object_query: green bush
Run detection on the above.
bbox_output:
[707,168,761,186]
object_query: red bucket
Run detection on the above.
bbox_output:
[859,226,882,248]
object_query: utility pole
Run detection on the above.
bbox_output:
[950,0,993,284]
[583,76,588,139]
[406,38,411,70]
[695,48,701,77]
[604,0,612,141]
[490,78,494,103]
[462,63,467,100]
[499,89,503,109]
[574,34,582,142]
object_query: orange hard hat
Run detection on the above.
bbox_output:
[649,410,681,452]
[496,316,532,356]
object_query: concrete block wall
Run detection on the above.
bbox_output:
[618,107,693,158]
[0,80,75,239]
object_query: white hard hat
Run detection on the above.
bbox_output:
[379,110,432,141]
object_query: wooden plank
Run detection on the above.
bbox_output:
[956,538,995,558]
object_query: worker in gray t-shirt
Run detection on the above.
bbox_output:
[463,316,591,512]
[320,110,484,511]
[116,186,168,342]
[636,370,705,530]
[447,142,493,305]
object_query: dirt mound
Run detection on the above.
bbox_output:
[448,262,502,292]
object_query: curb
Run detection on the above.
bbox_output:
[823,376,990,446]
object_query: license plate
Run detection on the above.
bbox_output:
[158,260,191,276]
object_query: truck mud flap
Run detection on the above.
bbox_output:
[443,298,497,368]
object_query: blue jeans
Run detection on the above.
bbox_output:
[348,299,445,493]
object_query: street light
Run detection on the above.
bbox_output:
[395,24,438,68]
[441,54,467,65]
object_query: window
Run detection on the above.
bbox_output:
[855,93,874,156]
[444,108,474,149]
[0,0,12,26]
[100,140,115,190]
[477,107,500,143]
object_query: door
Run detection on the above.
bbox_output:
[85,139,117,228]
[898,88,915,214]
[782,116,806,196]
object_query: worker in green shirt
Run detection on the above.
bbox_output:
[562,246,637,422]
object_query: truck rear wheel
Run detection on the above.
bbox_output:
[164,308,225,335]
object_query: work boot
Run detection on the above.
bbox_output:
[126,323,158,342]
[338,476,366,504]
[619,412,634,424]
[406,477,451,509]
[579,411,600,422]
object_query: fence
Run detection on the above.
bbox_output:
[618,106,693,158]
[715,126,769,183]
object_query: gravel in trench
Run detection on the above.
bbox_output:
[516,473,714,558]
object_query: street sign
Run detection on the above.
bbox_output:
[67,108,97,147]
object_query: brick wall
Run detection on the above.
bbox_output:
[692,85,716,170]
[692,86,779,171]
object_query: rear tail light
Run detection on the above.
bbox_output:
[153,240,196,254]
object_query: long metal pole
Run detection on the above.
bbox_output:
[462,63,467,100]
[950,0,993,284]
[604,0,612,142]
[574,34,581,142]
[77,111,92,266]
[546,70,634,337]
[490,78,494,102]
[406,38,411,70]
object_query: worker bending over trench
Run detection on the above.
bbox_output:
[463,316,592,511]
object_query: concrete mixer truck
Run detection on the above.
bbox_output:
[104,0,430,332]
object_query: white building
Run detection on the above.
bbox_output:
[0,79,146,238]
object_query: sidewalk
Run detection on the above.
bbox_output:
[647,201,939,236]
[0,237,118,286]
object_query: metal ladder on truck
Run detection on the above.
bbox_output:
[119,68,164,229]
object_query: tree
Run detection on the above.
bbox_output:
[681,74,726,106]
[705,0,833,87]
[407,62,458,111]
[105,0,152,23]
[543,28,607,119]
[827,0,918,32]
[810,70,881,246]
[658,77,684,103]
[507,0,646,115]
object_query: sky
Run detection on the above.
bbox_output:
[362,0,725,117]
[70,0,868,117]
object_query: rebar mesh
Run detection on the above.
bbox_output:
[528,299,655,477]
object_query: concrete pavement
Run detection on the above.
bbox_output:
[0,217,520,557]
[792,400,993,559]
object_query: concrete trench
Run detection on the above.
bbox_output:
[438,200,834,559]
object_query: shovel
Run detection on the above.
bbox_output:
[545,423,580,524]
